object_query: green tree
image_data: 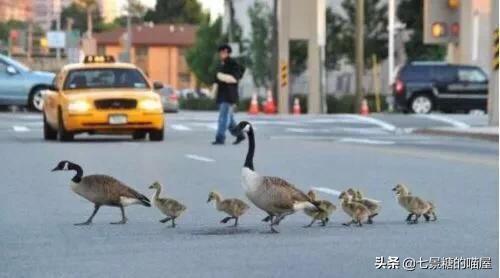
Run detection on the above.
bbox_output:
[57,3,105,32]
[398,0,446,60]
[144,0,206,24]
[247,1,272,88]
[0,20,28,43]
[325,7,344,70]
[332,0,389,68]
[185,17,223,86]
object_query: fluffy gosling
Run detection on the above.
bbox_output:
[149,181,186,228]
[354,190,381,224]
[392,184,433,224]
[207,191,250,227]
[339,191,370,227]
[303,190,336,227]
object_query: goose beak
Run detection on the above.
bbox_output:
[206,197,211,203]
[51,167,59,172]
[392,187,397,191]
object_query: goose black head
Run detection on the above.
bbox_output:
[51,160,72,172]
[235,121,252,133]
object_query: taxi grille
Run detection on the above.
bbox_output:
[94,99,137,110]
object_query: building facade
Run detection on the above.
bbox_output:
[33,0,73,31]
[94,24,197,90]
[0,0,33,22]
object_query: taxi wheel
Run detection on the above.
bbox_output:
[149,128,164,141]
[132,131,147,140]
[58,110,74,142]
[43,113,57,140]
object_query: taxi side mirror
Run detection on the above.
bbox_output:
[153,81,164,90]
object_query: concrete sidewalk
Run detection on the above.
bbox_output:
[415,126,499,141]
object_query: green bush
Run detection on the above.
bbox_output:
[179,98,217,111]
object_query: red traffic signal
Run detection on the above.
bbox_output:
[450,22,460,37]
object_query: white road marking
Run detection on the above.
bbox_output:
[415,114,470,129]
[337,114,397,132]
[312,187,342,196]
[170,124,192,131]
[307,118,361,124]
[205,123,218,130]
[185,154,215,163]
[286,128,310,133]
[12,126,30,132]
[338,137,395,145]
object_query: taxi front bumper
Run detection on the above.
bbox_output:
[64,110,164,133]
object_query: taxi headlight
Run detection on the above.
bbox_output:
[68,100,91,113]
[139,99,162,110]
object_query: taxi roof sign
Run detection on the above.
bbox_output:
[83,55,115,64]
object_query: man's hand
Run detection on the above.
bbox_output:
[210,83,218,98]
[217,72,238,84]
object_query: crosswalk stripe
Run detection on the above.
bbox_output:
[170,124,192,131]
[185,154,215,163]
[12,126,30,132]
[337,137,395,145]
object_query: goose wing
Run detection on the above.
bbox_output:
[261,176,312,210]
[156,198,186,212]
[81,175,150,206]
[222,199,250,215]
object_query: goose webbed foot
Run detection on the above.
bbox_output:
[74,220,92,226]
[423,214,430,222]
[160,217,172,223]
[110,218,127,225]
[343,220,355,227]
[270,225,279,233]
[171,217,177,228]
[321,219,327,226]
[304,218,316,228]
[367,218,373,224]
[75,205,100,225]
[233,217,239,227]
[405,213,414,222]
[220,216,233,224]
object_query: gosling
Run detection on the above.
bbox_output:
[207,191,250,227]
[339,191,370,227]
[149,181,186,228]
[392,184,433,224]
[354,190,381,224]
[303,190,336,227]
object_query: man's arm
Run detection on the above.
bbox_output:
[216,72,238,84]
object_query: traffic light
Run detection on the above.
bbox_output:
[280,61,288,87]
[494,28,499,71]
[424,0,460,44]
[431,22,447,38]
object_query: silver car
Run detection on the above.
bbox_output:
[0,54,55,111]
[156,84,179,113]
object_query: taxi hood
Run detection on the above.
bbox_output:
[63,88,160,101]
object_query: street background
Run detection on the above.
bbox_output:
[0,111,497,278]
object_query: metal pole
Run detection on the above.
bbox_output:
[388,0,395,87]
[56,12,61,61]
[355,0,364,113]
[271,0,279,106]
[27,22,33,64]
[87,8,93,39]
[125,0,132,62]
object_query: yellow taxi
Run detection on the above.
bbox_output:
[42,56,164,141]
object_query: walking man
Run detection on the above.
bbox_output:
[212,44,246,145]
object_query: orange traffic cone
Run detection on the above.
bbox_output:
[293,98,301,115]
[248,93,259,115]
[264,90,276,114]
[360,98,369,116]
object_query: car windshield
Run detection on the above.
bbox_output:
[0,55,30,72]
[64,68,149,90]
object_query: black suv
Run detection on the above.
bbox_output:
[393,62,488,114]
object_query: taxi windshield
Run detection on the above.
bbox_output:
[64,68,149,90]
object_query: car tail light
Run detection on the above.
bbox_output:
[395,79,404,95]
[168,92,178,101]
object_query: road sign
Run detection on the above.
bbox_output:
[47,31,66,48]
[494,29,499,71]
[280,61,288,87]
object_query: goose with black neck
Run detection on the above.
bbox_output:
[234,121,324,233]
[51,160,151,225]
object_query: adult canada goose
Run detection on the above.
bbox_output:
[234,121,323,233]
[303,190,336,227]
[207,191,250,227]
[392,184,433,224]
[149,181,186,228]
[51,160,151,225]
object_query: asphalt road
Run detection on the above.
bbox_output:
[0,111,497,278]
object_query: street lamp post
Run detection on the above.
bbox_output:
[355,0,364,113]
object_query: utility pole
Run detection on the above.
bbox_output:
[56,12,61,61]
[388,0,395,88]
[125,0,132,62]
[86,7,93,39]
[355,0,364,113]
[27,22,33,64]
[271,0,279,108]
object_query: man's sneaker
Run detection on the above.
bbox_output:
[232,135,245,145]
[211,140,224,145]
